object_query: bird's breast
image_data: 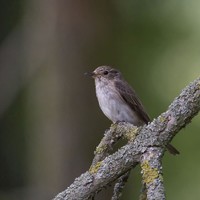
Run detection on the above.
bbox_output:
[95,79,142,125]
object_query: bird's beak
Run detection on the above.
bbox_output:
[84,71,96,78]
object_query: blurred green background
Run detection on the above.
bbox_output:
[0,0,200,199]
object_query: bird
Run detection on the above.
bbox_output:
[86,65,179,155]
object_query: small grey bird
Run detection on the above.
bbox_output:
[87,65,179,155]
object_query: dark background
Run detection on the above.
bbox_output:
[0,0,200,199]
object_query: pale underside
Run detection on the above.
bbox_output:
[95,77,144,126]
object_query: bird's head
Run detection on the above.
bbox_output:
[85,66,121,81]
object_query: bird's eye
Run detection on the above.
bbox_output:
[103,71,109,75]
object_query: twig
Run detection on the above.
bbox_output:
[111,171,131,200]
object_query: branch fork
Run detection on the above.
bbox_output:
[53,77,200,200]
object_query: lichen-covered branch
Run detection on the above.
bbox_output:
[92,123,138,166]
[141,147,165,200]
[89,123,139,200]
[111,171,131,200]
[53,77,200,200]
[91,123,138,199]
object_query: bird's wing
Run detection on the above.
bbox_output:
[114,80,150,124]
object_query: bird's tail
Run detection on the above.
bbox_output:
[167,144,180,155]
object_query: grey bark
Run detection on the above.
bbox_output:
[53,77,200,200]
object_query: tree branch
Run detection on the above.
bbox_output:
[140,147,165,200]
[111,171,131,200]
[53,77,200,200]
